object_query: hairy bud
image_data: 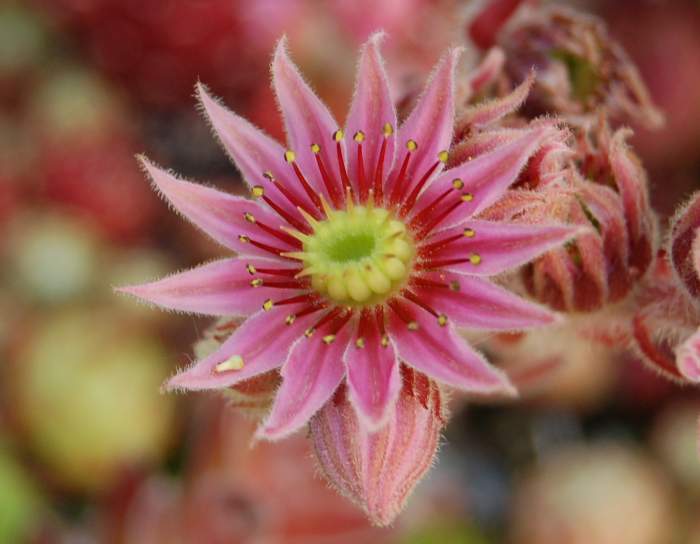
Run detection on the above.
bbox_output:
[309,366,446,527]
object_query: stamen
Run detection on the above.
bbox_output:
[239,235,297,260]
[354,131,368,201]
[261,195,309,233]
[388,140,416,205]
[254,267,301,277]
[312,143,343,208]
[416,253,482,270]
[411,277,450,289]
[250,278,264,288]
[333,130,352,202]
[286,151,324,215]
[409,187,453,228]
[403,289,439,318]
[245,263,257,275]
[259,280,306,289]
[251,185,265,198]
[387,299,417,330]
[262,299,274,311]
[244,213,301,247]
[419,233,463,255]
[400,149,449,216]
[373,135,388,204]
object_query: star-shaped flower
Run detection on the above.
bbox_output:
[120,33,578,439]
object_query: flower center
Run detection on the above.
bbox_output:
[301,205,415,306]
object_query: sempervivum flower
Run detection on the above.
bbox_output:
[120,34,578,442]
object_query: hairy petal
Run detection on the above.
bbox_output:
[257,322,353,440]
[197,84,315,220]
[140,157,287,255]
[117,258,298,316]
[387,48,461,200]
[426,220,581,276]
[388,304,515,396]
[165,304,315,391]
[346,32,397,196]
[344,311,401,431]
[416,272,557,330]
[412,127,550,228]
[272,38,344,201]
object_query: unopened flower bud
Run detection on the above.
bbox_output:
[309,366,446,527]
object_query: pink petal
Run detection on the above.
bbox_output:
[197,84,315,221]
[677,328,700,383]
[257,321,353,440]
[386,48,461,201]
[345,32,397,197]
[117,258,298,317]
[165,304,315,391]
[415,271,557,330]
[468,47,506,95]
[426,220,581,276]
[140,157,290,255]
[411,127,550,227]
[272,38,344,201]
[344,311,401,431]
[388,304,515,396]
[457,70,533,133]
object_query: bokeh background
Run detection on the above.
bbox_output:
[0,0,699,542]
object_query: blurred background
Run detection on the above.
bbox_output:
[0,0,699,542]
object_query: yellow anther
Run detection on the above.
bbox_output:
[383,122,394,137]
[354,130,366,143]
[407,321,419,331]
[449,280,460,291]
[243,212,256,223]
[438,150,449,163]
[304,328,315,338]
[284,150,296,163]
[462,192,474,202]
[406,139,418,151]
[452,178,464,190]
[463,228,476,238]
[469,253,482,265]
[333,129,344,142]
[322,334,336,344]
[245,263,257,275]
[214,355,244,373]
[285,314,296,325]
[250,278,264,287]
[438,314,448,327]
[238,235,250,243]
[262,299,274,311]
[251,186,264,198]
[311,143,321,154]
[355,337,366,349]
[381,334,390,347]
[263,171,275,181]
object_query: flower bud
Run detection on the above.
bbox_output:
[490,4,662,127]
[483,120,656,313]
[309,366,446,527]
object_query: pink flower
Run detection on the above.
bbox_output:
[120,33,578,440]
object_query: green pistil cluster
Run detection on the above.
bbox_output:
[295,205,415,306]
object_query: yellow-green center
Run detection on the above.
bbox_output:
[301,205,415,306]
